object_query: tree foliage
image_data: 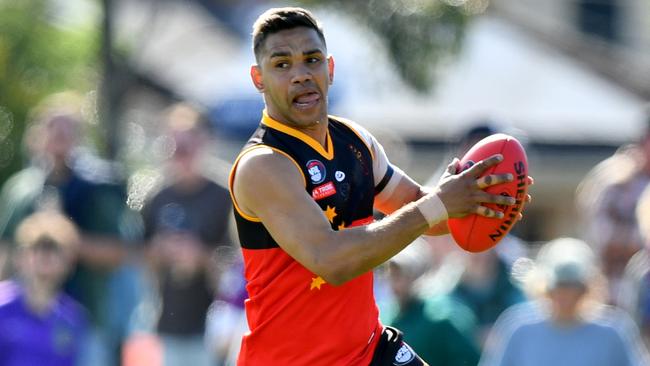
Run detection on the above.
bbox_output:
[0,0,97,184]
[297,0,481,92]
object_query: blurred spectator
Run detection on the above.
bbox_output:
[618,182,650,350]
[205,247,248,366]
[0,92,141,366]
[425,121,501,188]
[446,240,527,345]
[139,103,233,366]
[0,211,87,366]
[382,239,481,366]
[479,237,650,366]
[576,107,650,304]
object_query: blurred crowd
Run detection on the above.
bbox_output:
[1,92,650,366]
[0,94,244,366]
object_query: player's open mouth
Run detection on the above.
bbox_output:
[292,92,320,110]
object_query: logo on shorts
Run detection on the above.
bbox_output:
[393,342,415,365]
[335,171,345,182]
[306,160,326,184]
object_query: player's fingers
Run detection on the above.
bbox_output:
[527,176,534,185]
[464,154,503,178]
[446,158,460,175]
[526,194,532,203]
[475,191,516,206]
[517,212,523,221]
[475,173,513,189]
[474,205,504,219]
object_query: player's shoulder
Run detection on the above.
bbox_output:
[233,145,305,186]
[237,145,294,168]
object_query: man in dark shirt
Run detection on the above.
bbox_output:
[140,103,232,366]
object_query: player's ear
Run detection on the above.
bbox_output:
[251,65,264,92]
[327,56,335,85]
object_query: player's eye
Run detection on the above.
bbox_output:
[306,57,321,64]
[274,61,289,69]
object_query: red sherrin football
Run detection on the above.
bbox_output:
[447,133,529,252]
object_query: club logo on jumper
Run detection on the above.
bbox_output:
[306,160,326,184]
[393,342,415,365]
[335,171,345,182]
[312,181,337,200]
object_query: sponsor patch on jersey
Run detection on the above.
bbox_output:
[306,160,326,184]
[335,170,346,182]
[393,342,415,365]
[312,181,337,200]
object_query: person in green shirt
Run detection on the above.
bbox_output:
[383,239,481,366]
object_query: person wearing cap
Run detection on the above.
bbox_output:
[0,211,88,365]
[382,239,480,366]
[479,237,650,366]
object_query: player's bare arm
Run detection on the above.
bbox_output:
[373,169,452,236]
[233,147,514,285]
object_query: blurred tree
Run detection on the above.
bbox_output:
[0,0,97,185]
[296,0,485,92]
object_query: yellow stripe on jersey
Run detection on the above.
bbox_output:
[261,111,334,161]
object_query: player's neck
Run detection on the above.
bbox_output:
[300,122,329,149]
[263,110,329,149]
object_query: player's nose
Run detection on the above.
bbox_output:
[291,65,313,84]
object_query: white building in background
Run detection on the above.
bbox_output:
[339,15,647,145]
[492,0,650,98]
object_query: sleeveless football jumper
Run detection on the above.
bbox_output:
[229,112,395,365]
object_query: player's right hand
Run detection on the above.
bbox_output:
[434,154,516,219]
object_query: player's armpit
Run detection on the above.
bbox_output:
[374,172,451,236]
[374,171,423,215]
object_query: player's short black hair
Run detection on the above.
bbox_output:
[252,7,326,62]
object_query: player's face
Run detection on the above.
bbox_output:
[252,27,334,129]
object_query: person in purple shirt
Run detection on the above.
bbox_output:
[0,211,87,366]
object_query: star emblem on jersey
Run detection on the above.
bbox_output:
[310,276,326,290]
[335,170,345,182]
[306,159,326,184]
[324,205,337,223]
